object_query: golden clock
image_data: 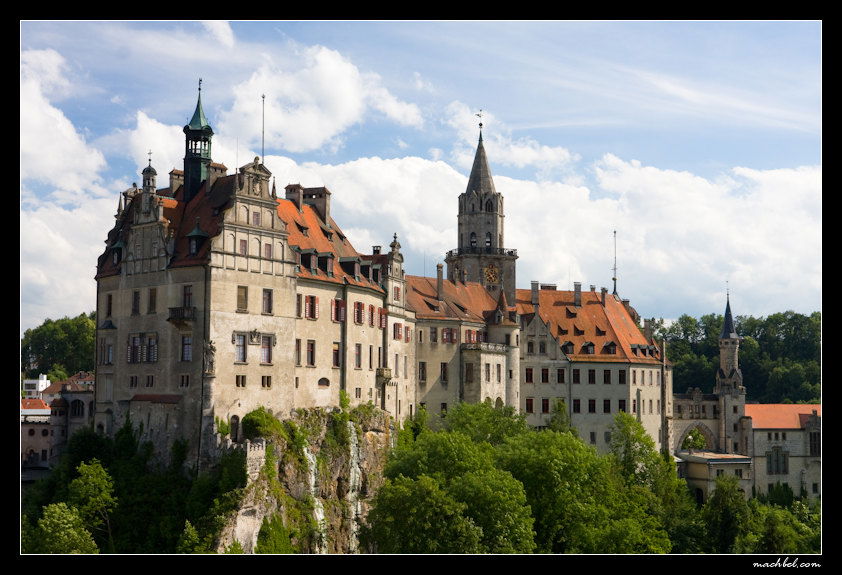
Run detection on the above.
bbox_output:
[484,265,499,284]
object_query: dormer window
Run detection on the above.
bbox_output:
[581,342,595,355]
[189,238,198,256]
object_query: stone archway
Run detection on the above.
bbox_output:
[495,397,504,409]
[678,422,716,451]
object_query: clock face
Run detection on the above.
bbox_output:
[484,265,499,284]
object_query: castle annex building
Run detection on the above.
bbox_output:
[94,90,819,497]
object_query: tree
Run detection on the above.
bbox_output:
[702,475,750,553]
[546,398,575,435]
[35,502,99,554]
[386,430,496,483]
[609,411,661,487]
[20,312,96,378]
[443,401,528,445]
[68,459,118,552]
[681,428,707,450]
[360,475,483,553]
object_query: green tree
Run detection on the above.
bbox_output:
[176,520,204,554]
[447,468,536,553]
[21,312,96,378]
[681,428,707,450]
[443,401,528,445]
[47,363,69,383]
[360,474,483,553]
[68,459,118,552]
[386,430,496,483]
[702,475,750,553]
[35,502,99,554]
[545,398,575,435]
[609,411,661,487]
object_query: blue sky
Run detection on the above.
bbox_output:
[20,20,821,335]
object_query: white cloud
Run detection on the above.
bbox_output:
[201,21,235,48]
[217,45,422,153]
[20,49,106,198]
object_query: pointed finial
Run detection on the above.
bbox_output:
[147,149,153,166]
[198,77,202,92]
[476,109,484,134]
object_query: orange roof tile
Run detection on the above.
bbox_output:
[405,276,498,323]
[516,288,660,364]
[745,404,821,429]
[21,398,50,410]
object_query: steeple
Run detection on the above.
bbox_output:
[720,292,738,340]
[183,79,214,203]
[465,130,497,196]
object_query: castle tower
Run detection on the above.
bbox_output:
[182,80,214,203]
[445,125,518,303]
[715,293,747,453]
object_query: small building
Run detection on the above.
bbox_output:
[21,398,52,468]
[21,374,50,399]
[676,450,753,504]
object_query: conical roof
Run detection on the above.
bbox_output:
[185,86,212,133]
[465,132,497,195]
[720,295,738,339]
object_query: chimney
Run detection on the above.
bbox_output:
[590,285,596,292]
[601,287,607,306]
[574,282,582,307]
[644,318,653,341]
[531,281,539,305]
[302,187,331,225]
[436,263,444,301]
[285,184,304,212]
[372,245,381,255]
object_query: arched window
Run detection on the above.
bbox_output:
[485,232,492,247]
[485,199,493,212]
[70,400,85,418]
[230,415,240,443]
[470,233,477,247]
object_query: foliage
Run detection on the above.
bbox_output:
[609,411,661,488]
[176,520,203,554]
[68,459,117,552]
[215,416,231,437]
[386,430,496,482]
[656,310,820,403]
[360,475,483,553]
[224,540,245,553]
[701,475,750,553]
[681,428,707,450]
[20,312,96,378]
[546,398,576,435]
[34,502,99,554]
[241,407,286,441]
[442,401,528,445]
[255,513,296,554]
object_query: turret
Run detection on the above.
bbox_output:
[182,79,214,203]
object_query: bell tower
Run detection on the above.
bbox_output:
[445,117,517,303]
[715,292,747,453]
[183,79,214,203]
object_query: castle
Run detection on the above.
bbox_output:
[93,89,819,501]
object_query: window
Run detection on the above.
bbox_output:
[145,375,154,388]
[465,363,474,383]
[331,299,346,322]
[430,327,438,343]
[589,432,596,444]
[237,286,248,311]
[304,295,319,319]
[527,341,534,354]
[632,370,637,385]
[618,370,626,385]
[419,361,427,382]
[525,398,534,413]
[128,335,141,363]
[541,398,550,414]
[541,368,549,383]
[353,301,364,324]
[236,375,246,388]
[307,340,316,366]
[262,375,272,388]
[573,399,581,413]
[252,211,261,226]
[485,363,491,382]
[588,399,596,413]
[588,370,596,384]
[556,369,565,384]
[539,341,546,354]
[619,399,627,412]
[333,343,341,368]
[393,322,402,340]
[369,345,373,370]
[604,432,611,444]
[239,239,247,256]
[148,288,157,314]
[394,286,401,302]
[129,375,138,388]
[234,334,247,363]
[572,369,580,384]
[441,403,448,414]
[106,293,113,317]
[368,304,375,327]
[131,290,140,315]
[632,399,637,413]
[180,375,190,388]
[496,364,501,383]
[440,362,448,384]
[263,289,273,314]
[295,339,301,366]
[405,326,411,343]
[183,285,193,307]
[145,334,158,362]
[355,387,362,399]
[603,370,611,384]
[809,432,820,456]
[264,243,272,259]
[767,447,789,475]
[485,232,491,247]
[318,378,330,387]
[603,399,611,413]
[261,335,272,364]
[735,468,743,478]
[649,399,653,414]
[525,368,533,383]
[296,294,303,317]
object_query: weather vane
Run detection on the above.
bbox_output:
[198,77,202,92]
[147,149,152,165]
[476,109,483,131]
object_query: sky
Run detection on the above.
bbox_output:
[20,20,821,336]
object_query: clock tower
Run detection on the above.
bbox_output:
[445,124,518,304]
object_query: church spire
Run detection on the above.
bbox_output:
[720,291,738,340]
[183,79,214,202]
[465,125,497,196]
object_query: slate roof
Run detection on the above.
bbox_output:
[404,275,499,323]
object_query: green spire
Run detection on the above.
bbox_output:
[186,78,212,132]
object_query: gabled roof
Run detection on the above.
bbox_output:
[276,197,384,292]
[405,276,498,323]
[745,404,821,430]
[21,398,50,411]
[515,288,660,364]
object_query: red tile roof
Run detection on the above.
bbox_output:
[276,197,384,292]
[21,398,50,410]
[745,404,821,429]
[405,276,499,323]
[515,288,661,364]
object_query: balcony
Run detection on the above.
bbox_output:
[446,247,518,258]
[460,342,509,354]
[168,306,197,322]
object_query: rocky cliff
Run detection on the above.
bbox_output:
[215,405,393,554]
